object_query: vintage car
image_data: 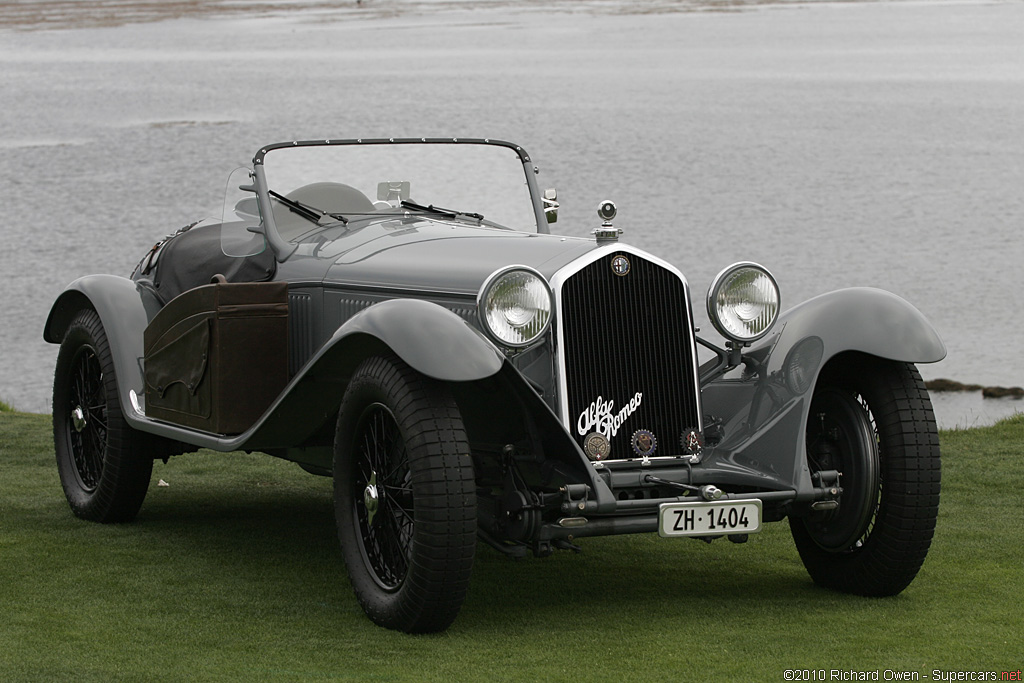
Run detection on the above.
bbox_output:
[44,138,945,633]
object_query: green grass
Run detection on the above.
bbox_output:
[2,410,1022,682]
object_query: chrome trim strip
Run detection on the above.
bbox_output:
[593,455,699,467]
[302,280,476,300]
[129,389,145,417]
[550,243,704,456]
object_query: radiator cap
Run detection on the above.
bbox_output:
[593,200,621,242]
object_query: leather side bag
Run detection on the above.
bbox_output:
[144,280,289,435]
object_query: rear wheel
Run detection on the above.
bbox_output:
[790,355,941,596]
[333,355,476,633]
[53,309,155,522]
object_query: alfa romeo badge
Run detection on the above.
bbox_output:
[583,432,611,461]
[611,255,630,277]
[631,429,657,458]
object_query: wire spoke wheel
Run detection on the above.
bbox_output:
[67,345,107,491]
[334,354,476,633]
[53,309,155,522]
[790,354,941,596]
[352,403,413,590]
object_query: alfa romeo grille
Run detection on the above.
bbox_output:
[560,253,700,460]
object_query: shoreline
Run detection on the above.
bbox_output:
[0,0,921,32]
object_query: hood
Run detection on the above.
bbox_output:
[315,220,601,294]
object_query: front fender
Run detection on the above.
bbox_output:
[772,287,945,366]
[238,299,504,448]
[44,275,157,420]
[333,299,504,382]
[700,287,944,501]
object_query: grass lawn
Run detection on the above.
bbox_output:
[1,408,1022,682]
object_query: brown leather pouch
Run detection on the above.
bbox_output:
[144,280,288,434]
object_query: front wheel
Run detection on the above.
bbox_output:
[790,355,941,596]
[333,355,476,633]
[53,309,155,522]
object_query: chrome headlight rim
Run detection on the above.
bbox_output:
[477,265,554,349]
[706,261,780,344]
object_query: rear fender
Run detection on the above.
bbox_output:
[700,287,945,500]
[44,275,157,420]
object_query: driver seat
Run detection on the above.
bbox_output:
[273,182,375,239]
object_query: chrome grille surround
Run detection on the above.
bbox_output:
[551,245,703,464]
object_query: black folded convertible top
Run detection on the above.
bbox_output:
[133,222,277,305]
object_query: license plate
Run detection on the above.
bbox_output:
[658,500,762,537]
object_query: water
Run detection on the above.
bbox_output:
[2,0,1022,429]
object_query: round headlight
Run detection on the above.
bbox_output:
[707,262,780,344]
[478,267,553,348]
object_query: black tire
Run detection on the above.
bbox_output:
[53,309,155,522]
[790,355,941,596]
[333,355,476,633]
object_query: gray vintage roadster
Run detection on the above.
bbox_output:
[45,138,945,633]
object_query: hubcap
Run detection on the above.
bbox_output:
[71,405,87,432]
[364,472,379,526]
[805,388,880,552]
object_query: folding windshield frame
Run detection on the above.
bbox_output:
[250,138,548,261]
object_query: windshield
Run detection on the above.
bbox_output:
[257,140,539,243]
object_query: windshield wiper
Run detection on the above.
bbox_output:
[269,190,348,225]
[400,200,484,222]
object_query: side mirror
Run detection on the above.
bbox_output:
[543,188,559,224]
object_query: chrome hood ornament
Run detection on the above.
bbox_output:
[593,200,622,243]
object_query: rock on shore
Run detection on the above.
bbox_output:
[926,379,1024,399]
